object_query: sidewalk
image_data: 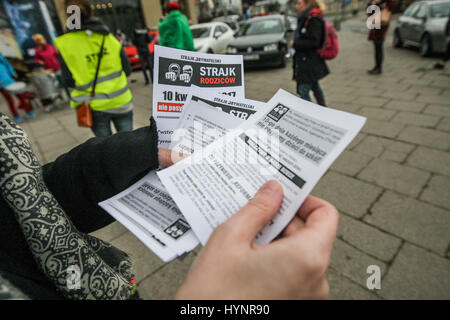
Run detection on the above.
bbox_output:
[1,14,449,299]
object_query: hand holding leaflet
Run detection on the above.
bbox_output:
[99,95,264,262]
[158,89,366,245]
[176,181,338,300]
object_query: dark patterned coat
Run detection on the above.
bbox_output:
[0,116,160,299]
[293,7,330,83]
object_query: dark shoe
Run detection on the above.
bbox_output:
[434,62,445,70]
[367,67,382,75]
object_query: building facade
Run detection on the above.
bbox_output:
[0,0,198,60]
[52,0,198,35]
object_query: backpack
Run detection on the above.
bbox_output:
[304,14,339,60]
[317,21,339,60]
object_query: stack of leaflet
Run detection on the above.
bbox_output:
[99,47,367,262]
[99,92,265,261]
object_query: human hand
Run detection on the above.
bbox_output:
[176,181,339,300]
[158,148,188,169]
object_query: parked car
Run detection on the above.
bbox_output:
[212,15,241,32]
[125,29,158,70]
[190,22,235,53]
[393,0,450,56]
[226,15,292,67]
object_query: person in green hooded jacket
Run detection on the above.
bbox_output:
[158,1,195,51]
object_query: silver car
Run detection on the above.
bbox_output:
[393,0,450,56]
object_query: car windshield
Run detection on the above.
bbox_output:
[191,27,211,38]
[238,19,283,36]
[430,2,450,17]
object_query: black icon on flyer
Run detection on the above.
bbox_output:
[164,219,191,239]
[165,63,193,83]
[267,104,290,122]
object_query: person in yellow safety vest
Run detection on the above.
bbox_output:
[55,0,134,137]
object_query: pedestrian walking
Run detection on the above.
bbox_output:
[55,0,134,138]
[434,12,450,70]
[367,0,394,75]
[133,22,153,85]
[33,33,71,100]
[292,0,329,106]
[158,1,195,51]
[0,54,36,123]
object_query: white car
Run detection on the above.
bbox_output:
[190,22,235,53]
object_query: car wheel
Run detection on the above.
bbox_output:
[207,48,214,54]
[420,34,432,57]
[393,29,403,48]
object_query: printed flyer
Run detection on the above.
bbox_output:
[158,89,367,245]
[152,45,245,147]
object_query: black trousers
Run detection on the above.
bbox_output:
[374,41,384,69]
[138,50,154,83]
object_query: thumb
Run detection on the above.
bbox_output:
[225,180,283,244]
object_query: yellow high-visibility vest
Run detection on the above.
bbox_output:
[55,31,132,111]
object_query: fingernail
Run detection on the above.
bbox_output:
[260,180,281,194]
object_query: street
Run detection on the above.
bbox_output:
[1,13,449,299]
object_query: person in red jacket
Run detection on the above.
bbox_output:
[33,34,71,98]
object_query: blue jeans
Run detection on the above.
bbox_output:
[297,81,326,106]
[91,110,133,137]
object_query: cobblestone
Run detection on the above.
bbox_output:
[358,158,430,197]
[366,192,450,255]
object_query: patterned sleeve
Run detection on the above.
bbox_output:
[0,113,134,300]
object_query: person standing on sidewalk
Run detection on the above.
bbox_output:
[55,0,134,138]
[292,0,329,106]
[133,22,153,85]
[367,0,394,75]
[0,54,36,123]
[434,12,450,70]
[158,1,194,51]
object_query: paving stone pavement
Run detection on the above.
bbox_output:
[1,14,449,300]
